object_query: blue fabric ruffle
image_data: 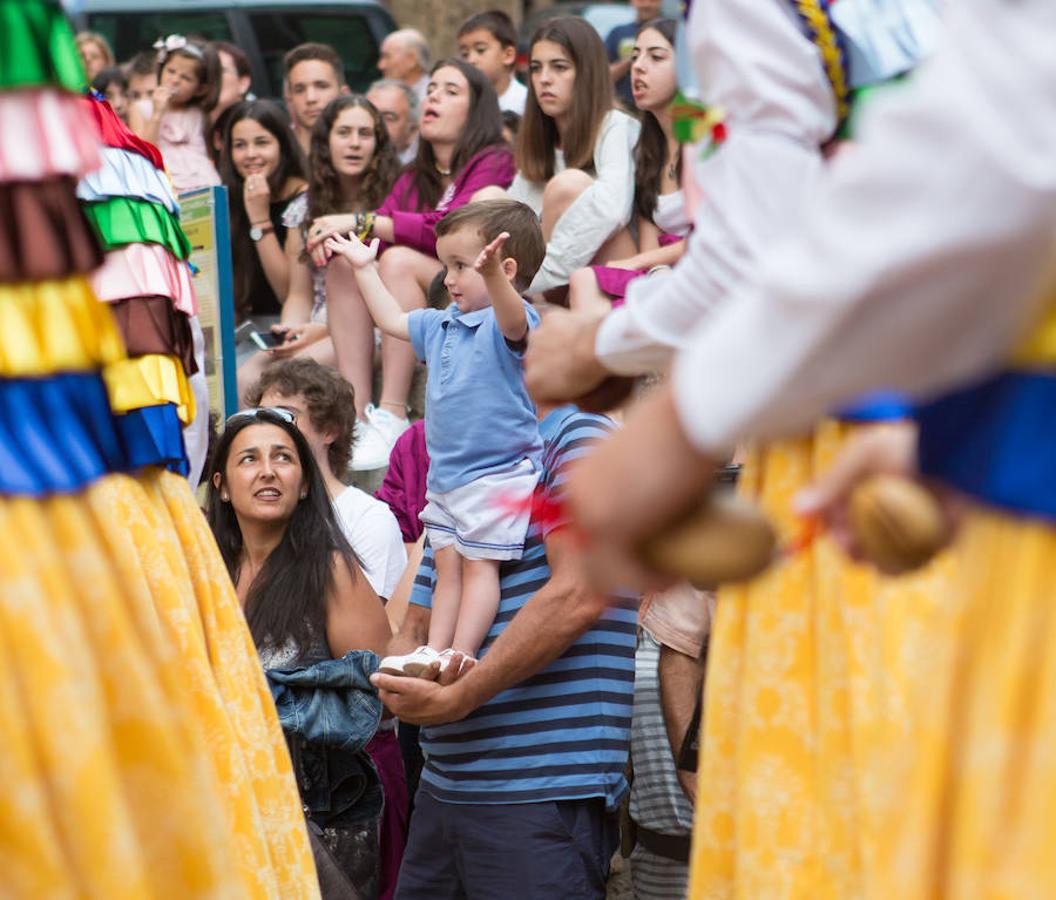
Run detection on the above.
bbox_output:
[917,370,1056,522]
[0,372,188,495]
[114,403,190,477]
[837,390,909,422]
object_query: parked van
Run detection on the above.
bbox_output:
[72,0,396,97]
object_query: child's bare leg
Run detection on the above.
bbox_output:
[427,545,463,651]
[451,558,502,658]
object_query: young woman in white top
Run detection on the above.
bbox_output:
[508,17,640,296]
[569,18,689,314]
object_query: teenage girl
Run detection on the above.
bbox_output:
[130,35,222,192]
[509,16,640,296]
[236,95,400,406]
[570,18,689,314]
[220,99,308,321]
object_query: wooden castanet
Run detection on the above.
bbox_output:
[849,474,949,575]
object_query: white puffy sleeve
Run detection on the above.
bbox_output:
[528,111,641,294]
[671,0,1056,453]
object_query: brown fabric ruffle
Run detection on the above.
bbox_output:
[108,296,198,377]
[0,177,103,283]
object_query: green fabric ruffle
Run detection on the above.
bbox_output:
[0,0,86,92]
[83,197,192,261]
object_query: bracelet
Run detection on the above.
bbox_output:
[355,211,375,242]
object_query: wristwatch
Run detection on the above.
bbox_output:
[250,222,275,241]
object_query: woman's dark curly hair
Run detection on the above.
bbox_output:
[307,94,400,223]
[206,409,360,653]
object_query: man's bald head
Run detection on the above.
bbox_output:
[378,28,431,86]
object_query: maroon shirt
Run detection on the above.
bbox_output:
[376,145,515,257]
[374,419,429,543]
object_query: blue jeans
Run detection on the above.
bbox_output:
[395,790,618,899]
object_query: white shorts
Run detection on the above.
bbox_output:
[420,459,540,561]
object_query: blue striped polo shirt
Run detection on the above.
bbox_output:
[409,406,638,809]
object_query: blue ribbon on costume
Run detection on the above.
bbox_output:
[917,371,1056,521]
[837,391,909,422]
[113,403,190,477]
[0,373,124,494]
[0,373,189,495]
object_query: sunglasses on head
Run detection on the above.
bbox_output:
[225,407,297,427]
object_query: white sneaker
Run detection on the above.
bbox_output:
[350,404,411,471]
[437,648,477,678]
[378,645,440,677]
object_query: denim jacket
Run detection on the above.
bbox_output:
[267,650,384,826]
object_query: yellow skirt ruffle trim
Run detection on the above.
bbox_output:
[0,276,125,376]
[104,353,195,424]
[689,420,955,900]
[0,469,318,898]
[872,507,1056,900]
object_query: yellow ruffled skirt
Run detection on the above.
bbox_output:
[0,469,318,898]
[689,421,952,899]
[871,506,1056,899]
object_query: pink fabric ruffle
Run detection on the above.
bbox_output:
[0,89,101,180]
[90,242,197,316]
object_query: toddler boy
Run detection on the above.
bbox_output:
[326,199,546,675]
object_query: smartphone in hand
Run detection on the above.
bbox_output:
[250,330,287,350]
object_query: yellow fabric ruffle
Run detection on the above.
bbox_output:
[871,507,1056,900]
[0,469,318,898]
[0,276,126,376]
[104,353,195,424]
[688,420,954,899]
[1010,301,1056,368]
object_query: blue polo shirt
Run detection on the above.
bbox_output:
[408,302,543,494]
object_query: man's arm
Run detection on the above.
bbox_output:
[372,529,614,725]
[658,644,706,803]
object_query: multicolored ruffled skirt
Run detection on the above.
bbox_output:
[0,2,318,896]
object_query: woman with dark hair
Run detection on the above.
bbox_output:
[569,18,689,313]
[317,58,515,471]
[221,99,308,321]
[207,407,393,897]
[236,94,399,406]
[509,16,640,295]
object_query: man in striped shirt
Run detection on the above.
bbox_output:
[373,404,638,898]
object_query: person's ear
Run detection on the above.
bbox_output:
[212,471,228,501]
[501,44,516,69]
[238,74,252,95]
[340,83,351,95]
[501,255,518,282]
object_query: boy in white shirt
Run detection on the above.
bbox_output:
[457,10,527,115]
